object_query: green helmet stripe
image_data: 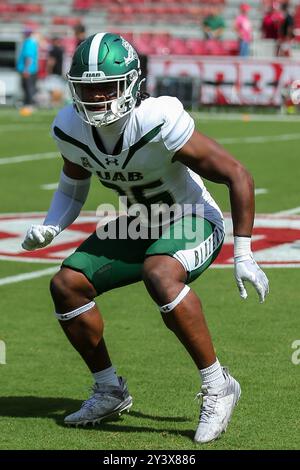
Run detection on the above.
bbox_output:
[88,32,107,72]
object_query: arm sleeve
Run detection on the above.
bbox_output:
[161,97,195,153]
[43,171,91,231]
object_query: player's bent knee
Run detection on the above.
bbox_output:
[143,256,187,295]
[142,265,166,290]
[50,267,96,307]
[143,262,191,312]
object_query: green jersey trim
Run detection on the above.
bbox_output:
[121,123,164,170]
[53,126,106,169]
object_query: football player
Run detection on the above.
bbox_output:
[22,33,269,443]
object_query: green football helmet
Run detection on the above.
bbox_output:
[67,32,141,126]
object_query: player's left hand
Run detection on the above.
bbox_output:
[234,254,269,303]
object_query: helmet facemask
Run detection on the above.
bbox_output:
[68,69,140,127]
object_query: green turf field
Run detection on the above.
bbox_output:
[0,109,299,450]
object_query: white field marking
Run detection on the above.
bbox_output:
[41,183,58,190]
[274,207,300,216]
[218,133,300,145]
[0,152,58,165]
[191,112,300,122]
[0,340,6,365]
[255,188,268,195]
[0,266,59,287]
[1,131,298,168]
[0,124,49,132]
[212,264,300,268]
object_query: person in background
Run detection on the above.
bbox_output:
[203,6,226,40]
[73,23,86,48]
[277,2,294,57]
[261,3,283,40]
[17,28,39,115]
[47,37,64,77]
[234,3,253,57]
[46,37,65,107]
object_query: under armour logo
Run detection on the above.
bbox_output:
[81,157,93,169]
[161,305,171,313]
[105,157,119,166]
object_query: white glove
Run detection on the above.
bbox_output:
[234,236,269,303]
[234,254,269,303]
[22,224,60,251]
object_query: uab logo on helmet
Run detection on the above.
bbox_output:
[82,71,106,79]
[121,38,138,66]
[67,32,141,127]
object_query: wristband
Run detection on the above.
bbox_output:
[234,236,251,258]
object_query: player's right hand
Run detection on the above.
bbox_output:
[22,224,60,251]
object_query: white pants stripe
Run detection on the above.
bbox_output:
[173,226,224,274]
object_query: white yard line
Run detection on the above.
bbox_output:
[191,112,300,122]
[0,266,59,287]
[41,183,58,190]
[273,207,300,216]
[213,264,300,268]
[0,152,58,165]
[0,132,299,167]
[218,133,300,144]
[255,188,268,195]
[0,124,49,132]
[0,263,295,287]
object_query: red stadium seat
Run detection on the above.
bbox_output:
[185,38,206,55]
[204,40,224,55]
[168,37,189,55]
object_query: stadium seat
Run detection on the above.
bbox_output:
[168,37,189,55]
[204,39,225,55]
[185,38,206,55]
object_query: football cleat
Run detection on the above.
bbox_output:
[194,367,241,443]
[64,376,132,426]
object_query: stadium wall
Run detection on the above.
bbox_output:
[148,56,300,106]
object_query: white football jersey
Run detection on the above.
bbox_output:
[51,96,224,229]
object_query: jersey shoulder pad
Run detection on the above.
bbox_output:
[51,104,83,143]
[134,96,189,140]
[154,96,195,153]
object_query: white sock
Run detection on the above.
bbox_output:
[93,365,119,387]
[199,358,226,388]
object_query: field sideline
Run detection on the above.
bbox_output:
[0,108,299,450]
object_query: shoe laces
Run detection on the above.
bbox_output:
[81,384,113,411]
[196,387,219,424]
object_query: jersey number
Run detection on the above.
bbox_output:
[100,179,175,209]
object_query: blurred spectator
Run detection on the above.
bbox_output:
[234,3,253,57]
[17,28,39,113]
[203,7,225,40]
[261,3,283,40]
[47,37,64,76]
[45,37,65,107]
[74,23,86,48]
[277,2,294,57]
